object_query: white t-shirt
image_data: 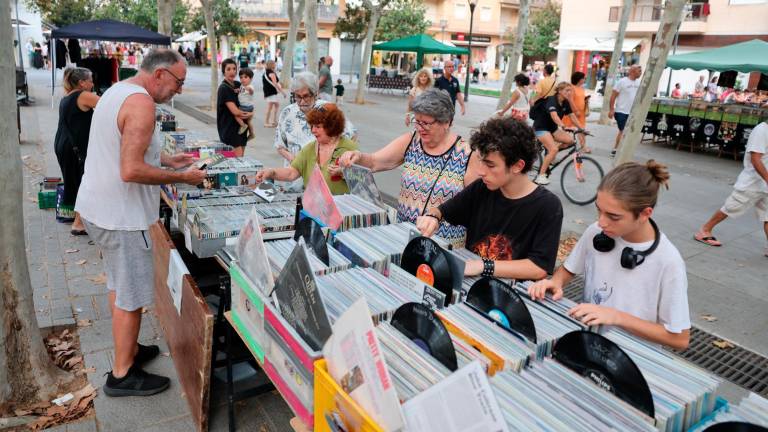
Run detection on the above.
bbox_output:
[733,122,768,193]
[239,84,256,106]
[613,77,640,114]
[564,223,691,334]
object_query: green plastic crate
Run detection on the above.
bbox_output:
[38,190,57,209]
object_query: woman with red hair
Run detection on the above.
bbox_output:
[256,104,357,194]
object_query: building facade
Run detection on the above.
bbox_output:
[557,0,768,91]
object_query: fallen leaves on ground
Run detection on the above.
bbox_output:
[26,384,97,430]
[45,329,82,371]
[713,340,735,350]
[65,249,79,254]
[86,273,107,284]
[701,314,718,322]
[76,319,92,328]
[75,259,87,265]
[557,236,579,263]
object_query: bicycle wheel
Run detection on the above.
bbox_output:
[527,146,544,181]
[560,155,603,205]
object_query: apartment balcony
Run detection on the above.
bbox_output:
[236,1,340,22]
[608,2,708,33]
[500,0,548,9]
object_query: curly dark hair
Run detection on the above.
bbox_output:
[306,103,346,137]
[514,73,530,87]
[470,117,537,172]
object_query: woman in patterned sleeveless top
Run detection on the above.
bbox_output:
[339,88,480,247]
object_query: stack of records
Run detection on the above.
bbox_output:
[491,358,657,432]
[206,157,263,174]
[450,333,492,373]
[334,222,450,272]
[518,295,585,358]
[438,303,535,372]
[450,248,483,298]
[316,268,422,323]
[332,194,389,231]
[604,329,723,431]
[375,321,451,402]
[690,392,768,431]
[190,201,296,240]
[266,238,351,277]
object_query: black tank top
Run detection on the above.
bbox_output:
[54,90,94,160]
[262,68,278,97]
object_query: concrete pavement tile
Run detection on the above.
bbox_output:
[92,294,112,321]
[36,314,53,329]
[68,275,108,297]
[50,287,70,301]
[78,316,156,354]
[137,416,198,432]
[65,418,97,432]
[70,296,97,321]
[685,247,768,299]
[728,229,768,253]
[52,305,73,320]
[53,317,76,326]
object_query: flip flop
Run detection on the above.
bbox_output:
[71,229,88,236]
[694,234,721,247]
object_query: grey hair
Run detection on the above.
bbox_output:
[140,48,185,72]
[411,88,455,124]
[62,67,92,92]
[290,72,318,95]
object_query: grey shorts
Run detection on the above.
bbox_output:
[82,218,155,312]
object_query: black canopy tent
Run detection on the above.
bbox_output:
[50,19,171,103]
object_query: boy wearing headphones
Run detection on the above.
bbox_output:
[529,161,691,350]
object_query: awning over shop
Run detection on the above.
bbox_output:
[555,36,642,52]
[175,31,207,43]
[666,39,768,74]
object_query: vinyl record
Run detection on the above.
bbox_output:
[705,422,768,432]
[401,237,454,307]
[391,302,458,371]
[466,277,537,344]
[294,217,330,265]
[552,330,654,418]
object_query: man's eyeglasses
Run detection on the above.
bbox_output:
[293,92,316,102]
[161,68,185,88]
[414,118,438,130]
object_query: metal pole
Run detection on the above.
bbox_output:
[15,0,24,72]
[463,2,476,102]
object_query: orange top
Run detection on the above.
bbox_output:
[564,85,587,127]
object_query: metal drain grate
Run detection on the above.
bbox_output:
[560,277,768,397]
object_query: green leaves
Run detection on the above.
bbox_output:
[523,0,561,61]
[190,0,245,37]
[375,0,429,42]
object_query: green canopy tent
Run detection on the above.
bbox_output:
[666,39,768,74]
[372,34,469,70]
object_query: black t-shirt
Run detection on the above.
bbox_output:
[334,84,345,96]
[533,96,572,133]
[438,180,563,274]
[435,75,461,106]
[262,68,278,97]
[217,81,247,147]
[238,53,249,68]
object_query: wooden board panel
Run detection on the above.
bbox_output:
[150,221,214,432]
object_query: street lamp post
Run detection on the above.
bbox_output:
[463,0,477,102]
[440,19,448,43]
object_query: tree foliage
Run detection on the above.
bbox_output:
[333,3,370,41]
[190,0,245,37]
[375,0,430,42]
[26,0,96,27]
[523,0,560,61]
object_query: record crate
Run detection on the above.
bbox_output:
[229,263,321,428]
[436,311,507,376]
[313,359,383,432]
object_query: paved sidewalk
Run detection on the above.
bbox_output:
[18,65,768,429]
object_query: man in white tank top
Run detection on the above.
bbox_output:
[75,49,206,397]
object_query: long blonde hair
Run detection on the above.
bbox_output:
[411,67,434,90]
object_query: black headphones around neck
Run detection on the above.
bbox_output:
[592,219,660,270]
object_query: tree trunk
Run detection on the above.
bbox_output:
[200,0,218,111]
[496,0,529,110]
[355,0,384,104]
[598,0,632,125]
[0,3,68,410]
[305,0,319,73]
[615,0,686,164]
[157,0,176,36]
[280,0,306,86]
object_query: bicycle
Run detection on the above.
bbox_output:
[528,128,604,205]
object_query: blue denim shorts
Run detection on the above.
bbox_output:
[615,112,629,131]
[535,130,551,138]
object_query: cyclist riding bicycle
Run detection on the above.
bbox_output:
[532,82,581,185]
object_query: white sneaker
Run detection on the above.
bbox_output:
[534,174,550,185]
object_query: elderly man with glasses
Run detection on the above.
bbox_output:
[273,72,356,190]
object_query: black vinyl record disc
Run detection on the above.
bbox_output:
[391,302,458,371]
[705,422,768,432]
[401,237,454,307]
[466,277,537,344]
[294,217,329,266]
[552,331,655,418]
